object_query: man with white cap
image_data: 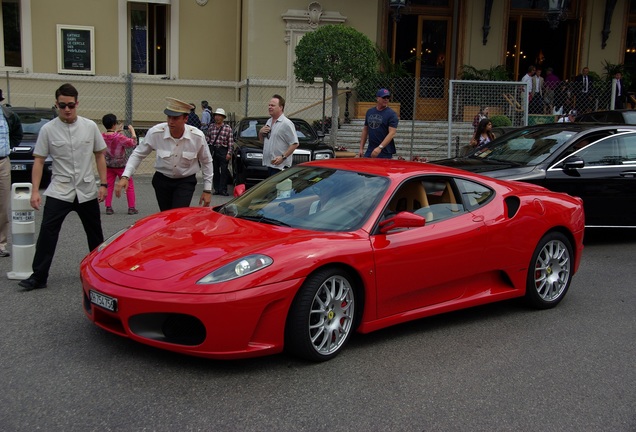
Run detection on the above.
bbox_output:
[115,97,213,211]
[206,107,234,196]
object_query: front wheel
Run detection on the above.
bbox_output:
[525,232,574,309]
[285,268,358,362]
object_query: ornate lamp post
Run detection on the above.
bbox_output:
[545,0,568,30]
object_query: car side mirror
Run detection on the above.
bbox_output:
[316,130,325,140]
[379,211,426,233]
[563,156,585,170]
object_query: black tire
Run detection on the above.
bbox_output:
[525,232,574,309]
[285,268,358,362]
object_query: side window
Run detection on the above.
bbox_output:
[576,137,622,166]
[387,177,465,223]
[617,134,636,164]
[557,131,613,162]
[455,178,494,211]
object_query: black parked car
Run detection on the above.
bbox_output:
[9,107,57,185]
[434,123,636,227]
[575,109,636,124]
[230,117,334,187]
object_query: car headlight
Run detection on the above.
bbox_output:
[314,152,333,160]
[197,254,273,284]
[246,152,263,159]
[97,225,132,252]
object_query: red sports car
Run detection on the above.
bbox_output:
[81,159,585,361]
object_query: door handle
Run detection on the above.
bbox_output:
[619,171,636,178]
[472,215,484,222]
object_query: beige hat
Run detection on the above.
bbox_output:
[164,97,194,117]
[213,108,227,117]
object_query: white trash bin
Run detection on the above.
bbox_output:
[7,183,35,280]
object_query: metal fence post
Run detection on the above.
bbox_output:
[245,78,249,117]
[125,73,133,126]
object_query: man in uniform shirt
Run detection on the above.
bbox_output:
[19,83,108,291]
[116,97,213,211]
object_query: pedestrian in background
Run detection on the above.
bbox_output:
[19,83,107,291]
[470,118,495,150]
[116,97,213,211]
[101,113,138,215]
[472,106,489,132]
[358,88,398,159]
[207,108,233,196]
[187,103,201,129]
[259,95,299,177]
[0,89,23,258]
[201,101,212,134]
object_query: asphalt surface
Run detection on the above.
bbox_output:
[1,175,635,431]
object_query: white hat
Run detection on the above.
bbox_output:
[213,108,227,117]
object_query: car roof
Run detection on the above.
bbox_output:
[304,158,488,181]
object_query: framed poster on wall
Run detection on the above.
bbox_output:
[57,25,95,75]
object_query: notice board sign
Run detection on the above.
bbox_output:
[57,25,95,75]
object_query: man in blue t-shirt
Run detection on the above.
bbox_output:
[358,88,398,159]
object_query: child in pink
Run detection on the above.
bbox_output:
[101,113,138,215]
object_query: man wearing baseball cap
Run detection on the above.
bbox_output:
[359,88,399,159]
[115,97,214,211]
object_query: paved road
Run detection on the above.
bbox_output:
[1,176,635,431]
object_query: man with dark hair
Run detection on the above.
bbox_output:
[201,100,212,134]
[19,83,107,291]
[116,97,213,211]
[259,94,299,177]
[0,88,23,258]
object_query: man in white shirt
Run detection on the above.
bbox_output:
[521,65,536,111]
[116,97,213,211]
[19,83,108,291]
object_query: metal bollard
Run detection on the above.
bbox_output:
[7,183,35,280]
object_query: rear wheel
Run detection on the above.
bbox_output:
[285,268,357,361]
[525,232,573,309]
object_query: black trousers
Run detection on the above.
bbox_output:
[32,196,103,283]
[212,146,229,193]
[151,172,197,212]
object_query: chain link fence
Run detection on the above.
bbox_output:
[1,71,626,167]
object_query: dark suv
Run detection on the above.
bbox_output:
[9,107,57,185]
[230,117,334,187]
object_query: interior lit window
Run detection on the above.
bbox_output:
[130,2,167,75]
[1,0,22,68]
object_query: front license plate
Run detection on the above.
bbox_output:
[89,290,118,312]
[11,164,27,171]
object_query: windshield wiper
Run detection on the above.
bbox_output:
[236,215,291,227]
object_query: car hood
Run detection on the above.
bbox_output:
[102,209,295,281]
[236,137,329,151]
[433,157,543,180]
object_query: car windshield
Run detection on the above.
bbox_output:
[471,126,576,165]
[17,112,54,134]
[216,166,389,231]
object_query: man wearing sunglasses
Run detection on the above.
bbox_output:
[18,83,108,291]
[358,88,398,159]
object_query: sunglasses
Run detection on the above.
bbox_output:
[57,102,77,109]
[381,96,390,100]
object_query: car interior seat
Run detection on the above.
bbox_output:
[389,181,433,221]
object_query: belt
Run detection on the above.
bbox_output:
[0,156,7,160]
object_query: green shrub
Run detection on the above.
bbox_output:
[490,114,512,127]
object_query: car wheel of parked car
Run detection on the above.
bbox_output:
[285,267,357,361]
[525,232,573,309]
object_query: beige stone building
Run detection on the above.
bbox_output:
[0,0,634,123]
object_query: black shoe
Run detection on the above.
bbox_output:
[220,191,229,196]
[18,276,47,291]
[212,191,221,195]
